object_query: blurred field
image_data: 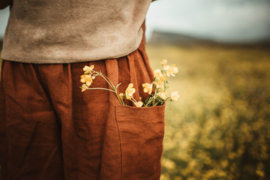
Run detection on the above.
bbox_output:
[146,44,270,180]
[1,45,270,180]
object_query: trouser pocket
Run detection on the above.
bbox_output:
[115,103,166,180]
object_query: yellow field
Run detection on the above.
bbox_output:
[146,45,270,180]
[1,45,270,180]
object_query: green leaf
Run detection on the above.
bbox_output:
[155,96,164,103]
[115,83,122,91]
[144,96,150,104]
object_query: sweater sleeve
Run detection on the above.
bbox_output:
[0,0,12,9]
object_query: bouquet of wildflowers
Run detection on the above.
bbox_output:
[80,59,179,107]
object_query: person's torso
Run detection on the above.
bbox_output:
[1,0,152,63]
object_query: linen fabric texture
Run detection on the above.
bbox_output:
[0,22,166,180]
[1,0,155,64]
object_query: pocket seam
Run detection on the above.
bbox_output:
[115,109,123,180]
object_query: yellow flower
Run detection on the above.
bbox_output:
[142,83,153,94]
[171,91,179,101]
[166,64,178,77]
[154,74,166,89]
[125,83,136,100]
[163,65,170,70]
[83,65,94,74]
[80,74,93,86]
[160,74,167,82]
[160,59,167,66]
[119,93,124,100]
[135,101,143,107]
[154,69,163,79]
[158,92,167,100]
[81,84,88,92]
[163,64,170,70]
[154,79,164,89]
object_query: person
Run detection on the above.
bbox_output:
[0,0,165,179]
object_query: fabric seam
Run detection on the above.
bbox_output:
[115,106,123,180]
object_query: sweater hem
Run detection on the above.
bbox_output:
[1,42,141,64]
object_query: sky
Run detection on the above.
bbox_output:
[0,7,9,39]
[145,0,270,43]
[1,0,270,43]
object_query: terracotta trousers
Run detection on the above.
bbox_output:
[0,22,166,180]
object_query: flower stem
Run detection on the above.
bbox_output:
[101,74,116,89]
[115,93,125,105]
[100,74,115,89]
[131,97,138,103]
[144,97,153,107]
[130,99,137,105]
[99,74,125,105]
[152,88,157,106]
[164,97,171,101]
[87,88,115,93]
[85,71,127,106]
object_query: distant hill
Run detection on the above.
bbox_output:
[148,31,270,49]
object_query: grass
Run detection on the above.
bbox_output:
[146,44,270,180]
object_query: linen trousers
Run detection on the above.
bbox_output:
[0,23,166,180]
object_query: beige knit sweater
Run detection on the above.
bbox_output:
[1,0,153,64]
